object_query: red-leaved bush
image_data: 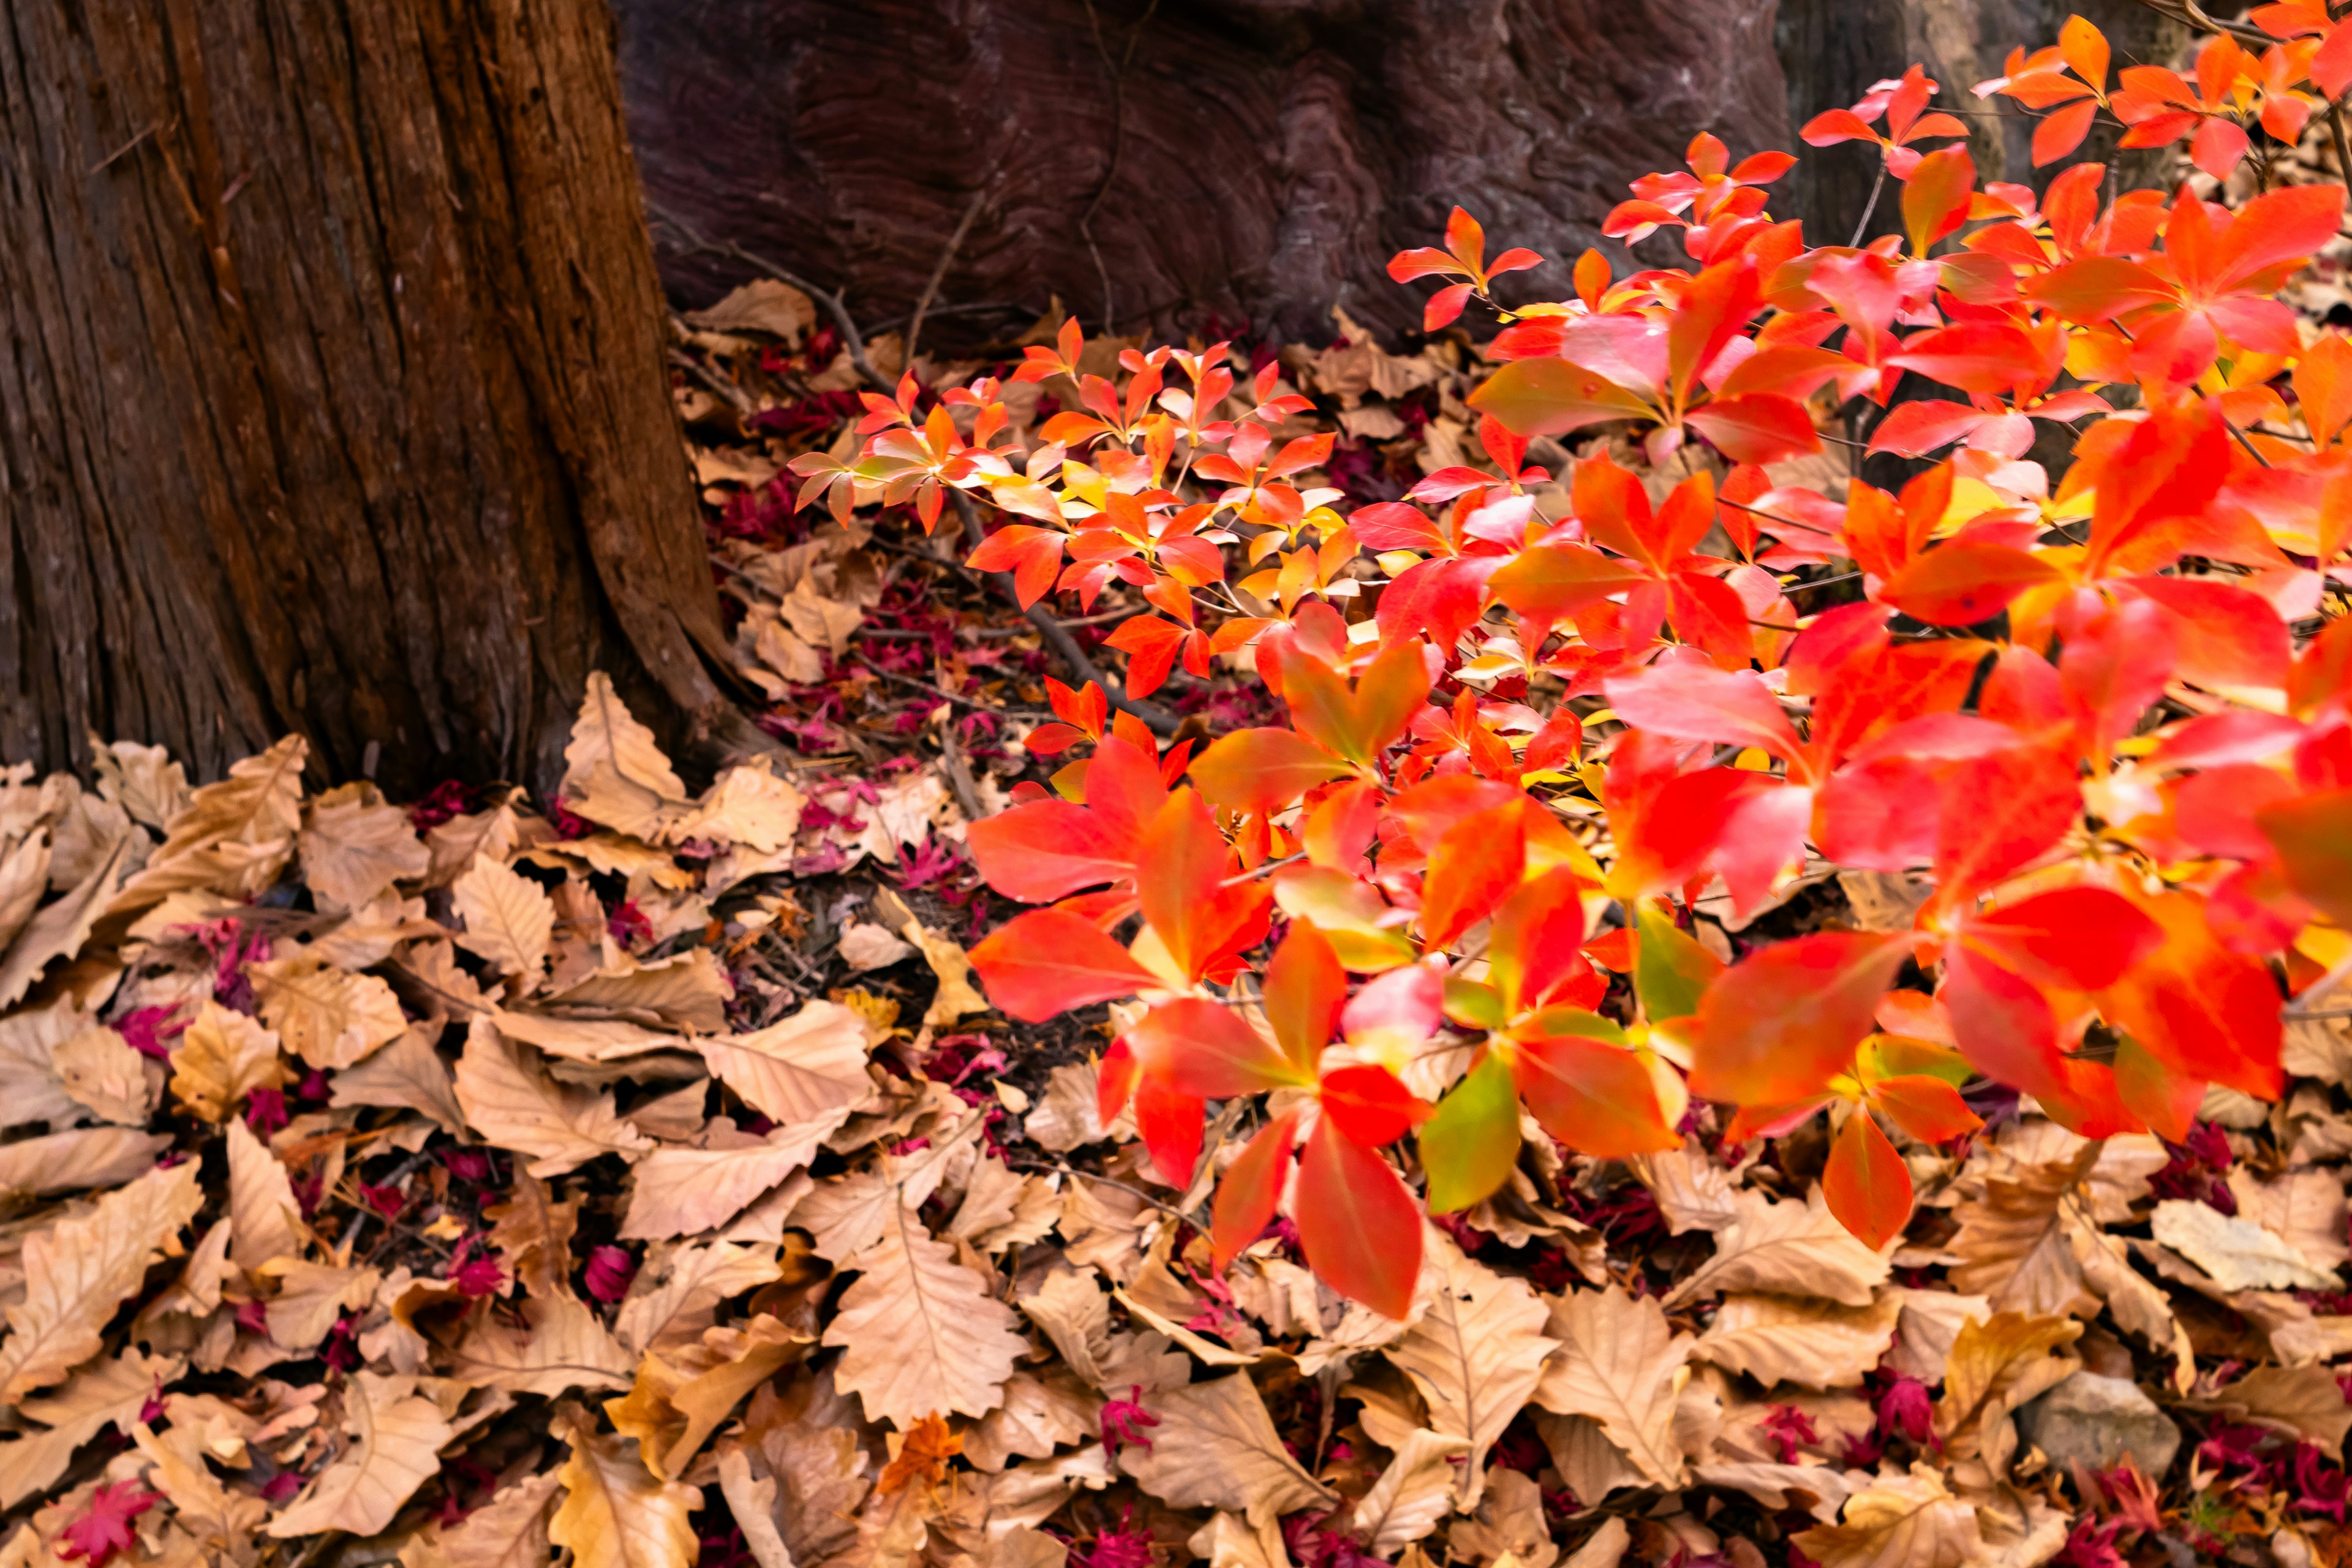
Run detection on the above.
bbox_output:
[796,20,2352,1318]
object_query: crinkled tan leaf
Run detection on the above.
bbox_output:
[2152,1197,2338,1291]
[133,1419,269,1550]
[168,1001,287,1122]
[552,1417,700,1568]
[91,739,189,830]
[2188,1363,2352,1458]
[0,998,91,1129]
[227,1113,303,1270]
[262,1261,382,1350]
[675,762,804,852]
[623,1117,852,1240]
[456,1295,634,1396]
[301,790,430,911]
[331,1025,464,1134]
[0,833,129,1007]
[0,832,52,956]
[252,952,407,1069]
[608,1316,807,1480]
[1118,1373,1336,1525]
[562,674,690,841]
[616,1242,786,1357]
[746,1370,870,1562]
[483,1172,583,1300]
[0,1348,184,1508]
[0,1161,203,1398]
[1628,1141,1742,1234]
[1692,1294,1902,1390]
[1019,1269,1118,1389]
[908,923,987,1029]
[1935,1311,2082,1469]
[1947,1148,2098,1316]
[0,1125,169,1198]
[456,1017,652,1177]
[1691,1462,1869,1522]
[715,1443,793,1568]
[51,1024,151,1125]
[453,854,559,982]
[1789,1464,1981,1568]
[1352,1429,1468,1554]
[822,1201,1027,1427]
[1663,1188,1888,1308]
[117,734,306,909]
[1531,1285,1687,1489]
[2232,1167,2350,1268]
[2069,1219,2195,1393]
[267,1370,453,1537]
[1384,1242,1556,1509]
[544,949,732,1032]
[420,1471,560,1568]
[698,1001,872,1125]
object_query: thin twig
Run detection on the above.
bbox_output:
[1850,162,1888,248]
[907,178,996,366]
[1004,1157,1196,1223]
[936,716,987,822]
[649,202,888,392]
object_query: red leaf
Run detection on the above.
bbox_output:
[1136,790,1270,981]
[1126,997,1311,1098]
[1265,924,1346,1076]
[969,909,1158,1022]
[1490,543,1654,622]
[1691,933,1912,1104]
[2032,100,2098,165]
[1901,145,1977,255]
[1684,393,1822,464]
[1211,1111,1300,1269]
[1604,663,1806,769]
[1958,886,2164,990]
[2259,786,2352,929]
[967,800,1136,903]
[1490,867,1590,1015]
[1880,540,2064,627]
[1885,323,2041,394]
[1294,1117,1423,1319]
[1318,1064,1427,1145]
[1134,1075,1205,1187]
[1188,728,1352,814]
[966,525,1069,608]
[1932,741,2079,899]
[1870,1074,1984,1144]
[1420,797,1528,949]
[2100,889,2285,1098]
[1512,1031,1679,1157]
[1823,1111,1913,1248]
[1865,400,1989,458]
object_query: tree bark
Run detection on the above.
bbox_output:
[0,0,737,796]
[614,0,1793,348]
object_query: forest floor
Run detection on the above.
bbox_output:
[6,282,2352,1568]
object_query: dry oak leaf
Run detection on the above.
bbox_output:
[697,1000,873,1124]
[1532,1285,1689,1490]
[91,738,189,830]
[300,787,429,911]
[405,1471,560,1568]
[266,1370,453,1537]
[0,998,96,1129]
[168,1001,286,1123]
[0,1125,170,1199]
[0,833,129,1008]
[1692,1293,1903,1391]
[1935,1311,2084,1469]
[965,1369,1100,1471]
[621,1115,848,1240]
[1789,1464,1982,1568]
[1947,1145,2101,1317]
[0,1160,202,1399]
[1385,1242,1558,1509]
[331,1025,464,1134]
[226,1113,303,1270]
[562,673,691,842]
[551,1416,701,1568]
[116,734,306,909]
[252,952,407,1069]
[715,1443,793,1568]
[1353,1429,1471,1555]
[1118,1373,1337,1525]
[454,1017,654,1177]
[484,1170,582,1300]
[452,854,557,982]
[1629,1142,1743,1235]
[2152,1197,2339,1291]
[823,1201,1028,1427]
[1663,1188,1888,1308]
[616,1241,786,1358]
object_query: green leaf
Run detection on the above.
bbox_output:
[1634,902,1722,1025]
[1420,1054,1521,1214]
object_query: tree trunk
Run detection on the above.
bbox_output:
[614,0,1793,347]
[0,0,739,796]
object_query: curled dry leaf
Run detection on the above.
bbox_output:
[1352,1429,1470,1554]
[1118,1373,1336,1526]
[550,1415,701,1568]
[822,1201,1028,1427]
[0,1161,202,1399]
[266,1371,454,1537]
[454,1017,654,1177]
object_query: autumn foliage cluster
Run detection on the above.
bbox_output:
[802,20,2352,1321]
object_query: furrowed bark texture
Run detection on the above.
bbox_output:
[615,0,1793,345]
[0,0,733,793]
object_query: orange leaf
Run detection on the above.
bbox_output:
[969,910,1157,1022]
[1823,1111,1912,1248]
[1295,1117,1422,1319]
[1691,932,1911,1104]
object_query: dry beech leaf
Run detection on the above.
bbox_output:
[2231,1167,2351,1269]
[822,1200,1028,1426]
[698,1000,872,1123]
[226,1113,303,1270]
[252,952,407,1069]
[1664,1189,1888,1308]
[454,1017,653,1177]
[1935,1311,2082,1469]
[716,1443,794,1568]
[0,998,93,1129]
[1789,1463,1981,1568]
[456,1296,635,1396]
[2187,1363,2352,1458]
[2152,1198,2339,1291]
[1353,1429,1469,1554]
[621,1115,848,1240]
[1692,1294,1902,1391]
[674,760,805,851]
[0,1160,202,1398]
[0,1125,170,1198]
[551,1415,701,1568]
[453,854,558,982]
[117,734,305,909]
[331,1026,464,1134]
[413,1471,560,1568]
[0,1348,184,1509]
[1118,1373,1336,1525]
[301,790,429,911]
[1532,1285,1689,1490]
[51,1023,151,1125]
[1384,1242,1557,1509]
[562,673,691,841]
[616,1241,786,1358]
[265,1260,383,1349]
[0,832,129,1006]
[965,1368,1099,1471]
[1947,1147,2100,1317]
[267,1370,453,1537]
[1628,1142,1742,1234]
[133,1417,269,1550]
[169,1000,287,1122]
[1691,1462,1868,1523]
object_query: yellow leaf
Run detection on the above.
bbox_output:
[168,1000,287,1123]
[251,952,407,1069]
[551,1417,701,1568]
